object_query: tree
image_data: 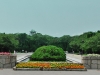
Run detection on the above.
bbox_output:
[81,33,100,54]
[0,33,18,52]
[17,33,29,52]
[59,35,71,51]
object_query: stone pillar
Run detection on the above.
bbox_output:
[0,55,16,68]
[82,56,91,69]
[82,56,100,69]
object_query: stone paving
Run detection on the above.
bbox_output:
[16,53,32,60]
[16,53,32,62]
[16,53,82,63]
[67,54,82,60]
[0,69,100,75]
[67,54,82,63]
[16,53,83,63]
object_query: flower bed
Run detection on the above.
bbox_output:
[0,52,10,55]
[13,62,87,71]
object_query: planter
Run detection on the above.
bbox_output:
[13,67,87,71]
[0,55,16,68]
[13,62,87,71]
[82,55,100,69]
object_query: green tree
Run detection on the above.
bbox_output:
[59,35,71,51]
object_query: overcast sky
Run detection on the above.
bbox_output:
[0,0,100,37]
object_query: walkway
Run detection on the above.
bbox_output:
[16,53,82,63]
[66,54,82,63]
[0,69,100,75]
[15,53,32,62]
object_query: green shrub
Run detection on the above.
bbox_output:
[30,45,66,61]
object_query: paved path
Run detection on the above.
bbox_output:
[0,69,100,75]
[67,54,82,60]
[16,53,82,63]
[16,53,32,62]
[67,54,82,63]
[16,53,32,60]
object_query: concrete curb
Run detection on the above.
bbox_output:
[13,67,87,71]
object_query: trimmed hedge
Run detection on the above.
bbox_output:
[30,45,66,61]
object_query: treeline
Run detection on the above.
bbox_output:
[0,30,100,54]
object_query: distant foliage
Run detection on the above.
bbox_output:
[30,45,66,61]
[1,30,100,54]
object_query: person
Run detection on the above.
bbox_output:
[14,50,16,54]
[79,51,80,55]
[25,51,27,53]
[80,51,83,55]
[73,51,74,54]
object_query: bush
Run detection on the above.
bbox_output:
[30,45,66,61]
[83,54,100,57]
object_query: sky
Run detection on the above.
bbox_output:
[0,0,100,37]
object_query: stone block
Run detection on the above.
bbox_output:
[82,59,88,64]
[91,56,98,59]
[87,60,91,65]
[92,60,98,64]
[82,56,90,60]
[13,56,16,59]
[11,62,16,68]
[0,56,5,59]
[5,59,10,64]
[0,55,10,59]
[5,55,10,59]
[2,59,6,64]
[11,58,16,62]
[0,55,4,58]
[0,55,16,68]
[0,63,3,68]
[91,64,97,69]
[84,64,91,69]
[0,59,2,62]
[98,56,100,59]
[3,63,11,68]
[10,56,16,62]
[98,65,100,69]
[0,56,3,59]
[98,60,100,64]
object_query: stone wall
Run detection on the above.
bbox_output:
[0,55,16,68]
[82,56,100,69]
